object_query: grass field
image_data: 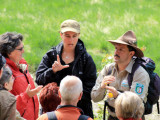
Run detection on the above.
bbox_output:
[1,0,160,73]
[1,0,160,119]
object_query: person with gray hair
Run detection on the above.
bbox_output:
[59,75,83,105]
[115,91,144,120]
[37,75,93,120]
[0,66,25,120]
[0,32,42,120]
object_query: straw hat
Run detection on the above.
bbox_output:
[108,30,144,57]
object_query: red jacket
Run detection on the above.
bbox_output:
[6,58,39,120]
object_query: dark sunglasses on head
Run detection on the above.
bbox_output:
[15,46,24,51]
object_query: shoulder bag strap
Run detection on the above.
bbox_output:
[78,115,90,120]
[128,58,141,88]
[47,111,57,120]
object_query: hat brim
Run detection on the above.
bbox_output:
[108,40,144,58]
[61,27,80,33]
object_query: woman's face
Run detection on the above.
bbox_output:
[4,76,14,91]
[60,31,80,51]
[8,41,24,64]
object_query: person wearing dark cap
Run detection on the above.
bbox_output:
[36,19,97,118]
[0,53,6,78]
[91,31,150,120]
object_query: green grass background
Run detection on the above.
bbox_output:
[1,0,160,119]
[1,0,160,73]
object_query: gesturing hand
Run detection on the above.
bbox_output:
[101,75,115,89]
[105,86,119,98]
[26,84,43,98]
[52,55,69,73]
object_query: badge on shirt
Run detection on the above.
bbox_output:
[135,83,144,95]
[121,80,129,88]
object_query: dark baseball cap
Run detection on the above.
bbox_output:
[0,54,6,70]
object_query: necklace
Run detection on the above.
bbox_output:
[65,56,71,59]
[63,51,74,60]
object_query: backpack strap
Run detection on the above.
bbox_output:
[107,66,112,75]
[47,111,57,120]
[103,65,115,120]
[128,58,141,88]
[78,115,90,120]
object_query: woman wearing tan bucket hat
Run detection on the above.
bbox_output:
[36,19,97,118]
[91,31,150,120]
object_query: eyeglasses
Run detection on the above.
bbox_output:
[15,46,24,51]
[11,76,15,81]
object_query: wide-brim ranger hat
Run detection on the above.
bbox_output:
[0,54,6,70]
[108,30,144,58]
[60,19,80,33]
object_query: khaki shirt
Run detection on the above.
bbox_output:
[91,59,150,117]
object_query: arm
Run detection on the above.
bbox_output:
[14,91,30,115]
[36,52,69,86]
[36,52,57,85]
[11,85,42,116]
[6,96,16,120]
[130,66,150,101]
[91,64,114,102]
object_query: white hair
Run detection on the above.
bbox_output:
[59,75,83,102]
[115,91,144,119]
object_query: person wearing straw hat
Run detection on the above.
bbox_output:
[36,19,97,118]
[91,30,150,120]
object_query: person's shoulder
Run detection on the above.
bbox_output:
[136,65,149,76]
[104,63,115,69]
[46,45,62,56]
[37,113,48,120]
[87,117,93,120]
[46,47,56,54]
[0,90,16,103]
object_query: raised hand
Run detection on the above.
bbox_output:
[101,75,115,89]
[26,84,43,98]
[105,86,119,98]
[52,55,69,73]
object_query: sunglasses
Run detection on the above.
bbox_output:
[15,46,24,51]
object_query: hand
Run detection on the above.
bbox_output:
[101,76,115,89]
[26,84,43,98]
[105,86,119,98]
[52,55,69,73]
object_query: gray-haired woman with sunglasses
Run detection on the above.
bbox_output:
[0,32,42,120]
